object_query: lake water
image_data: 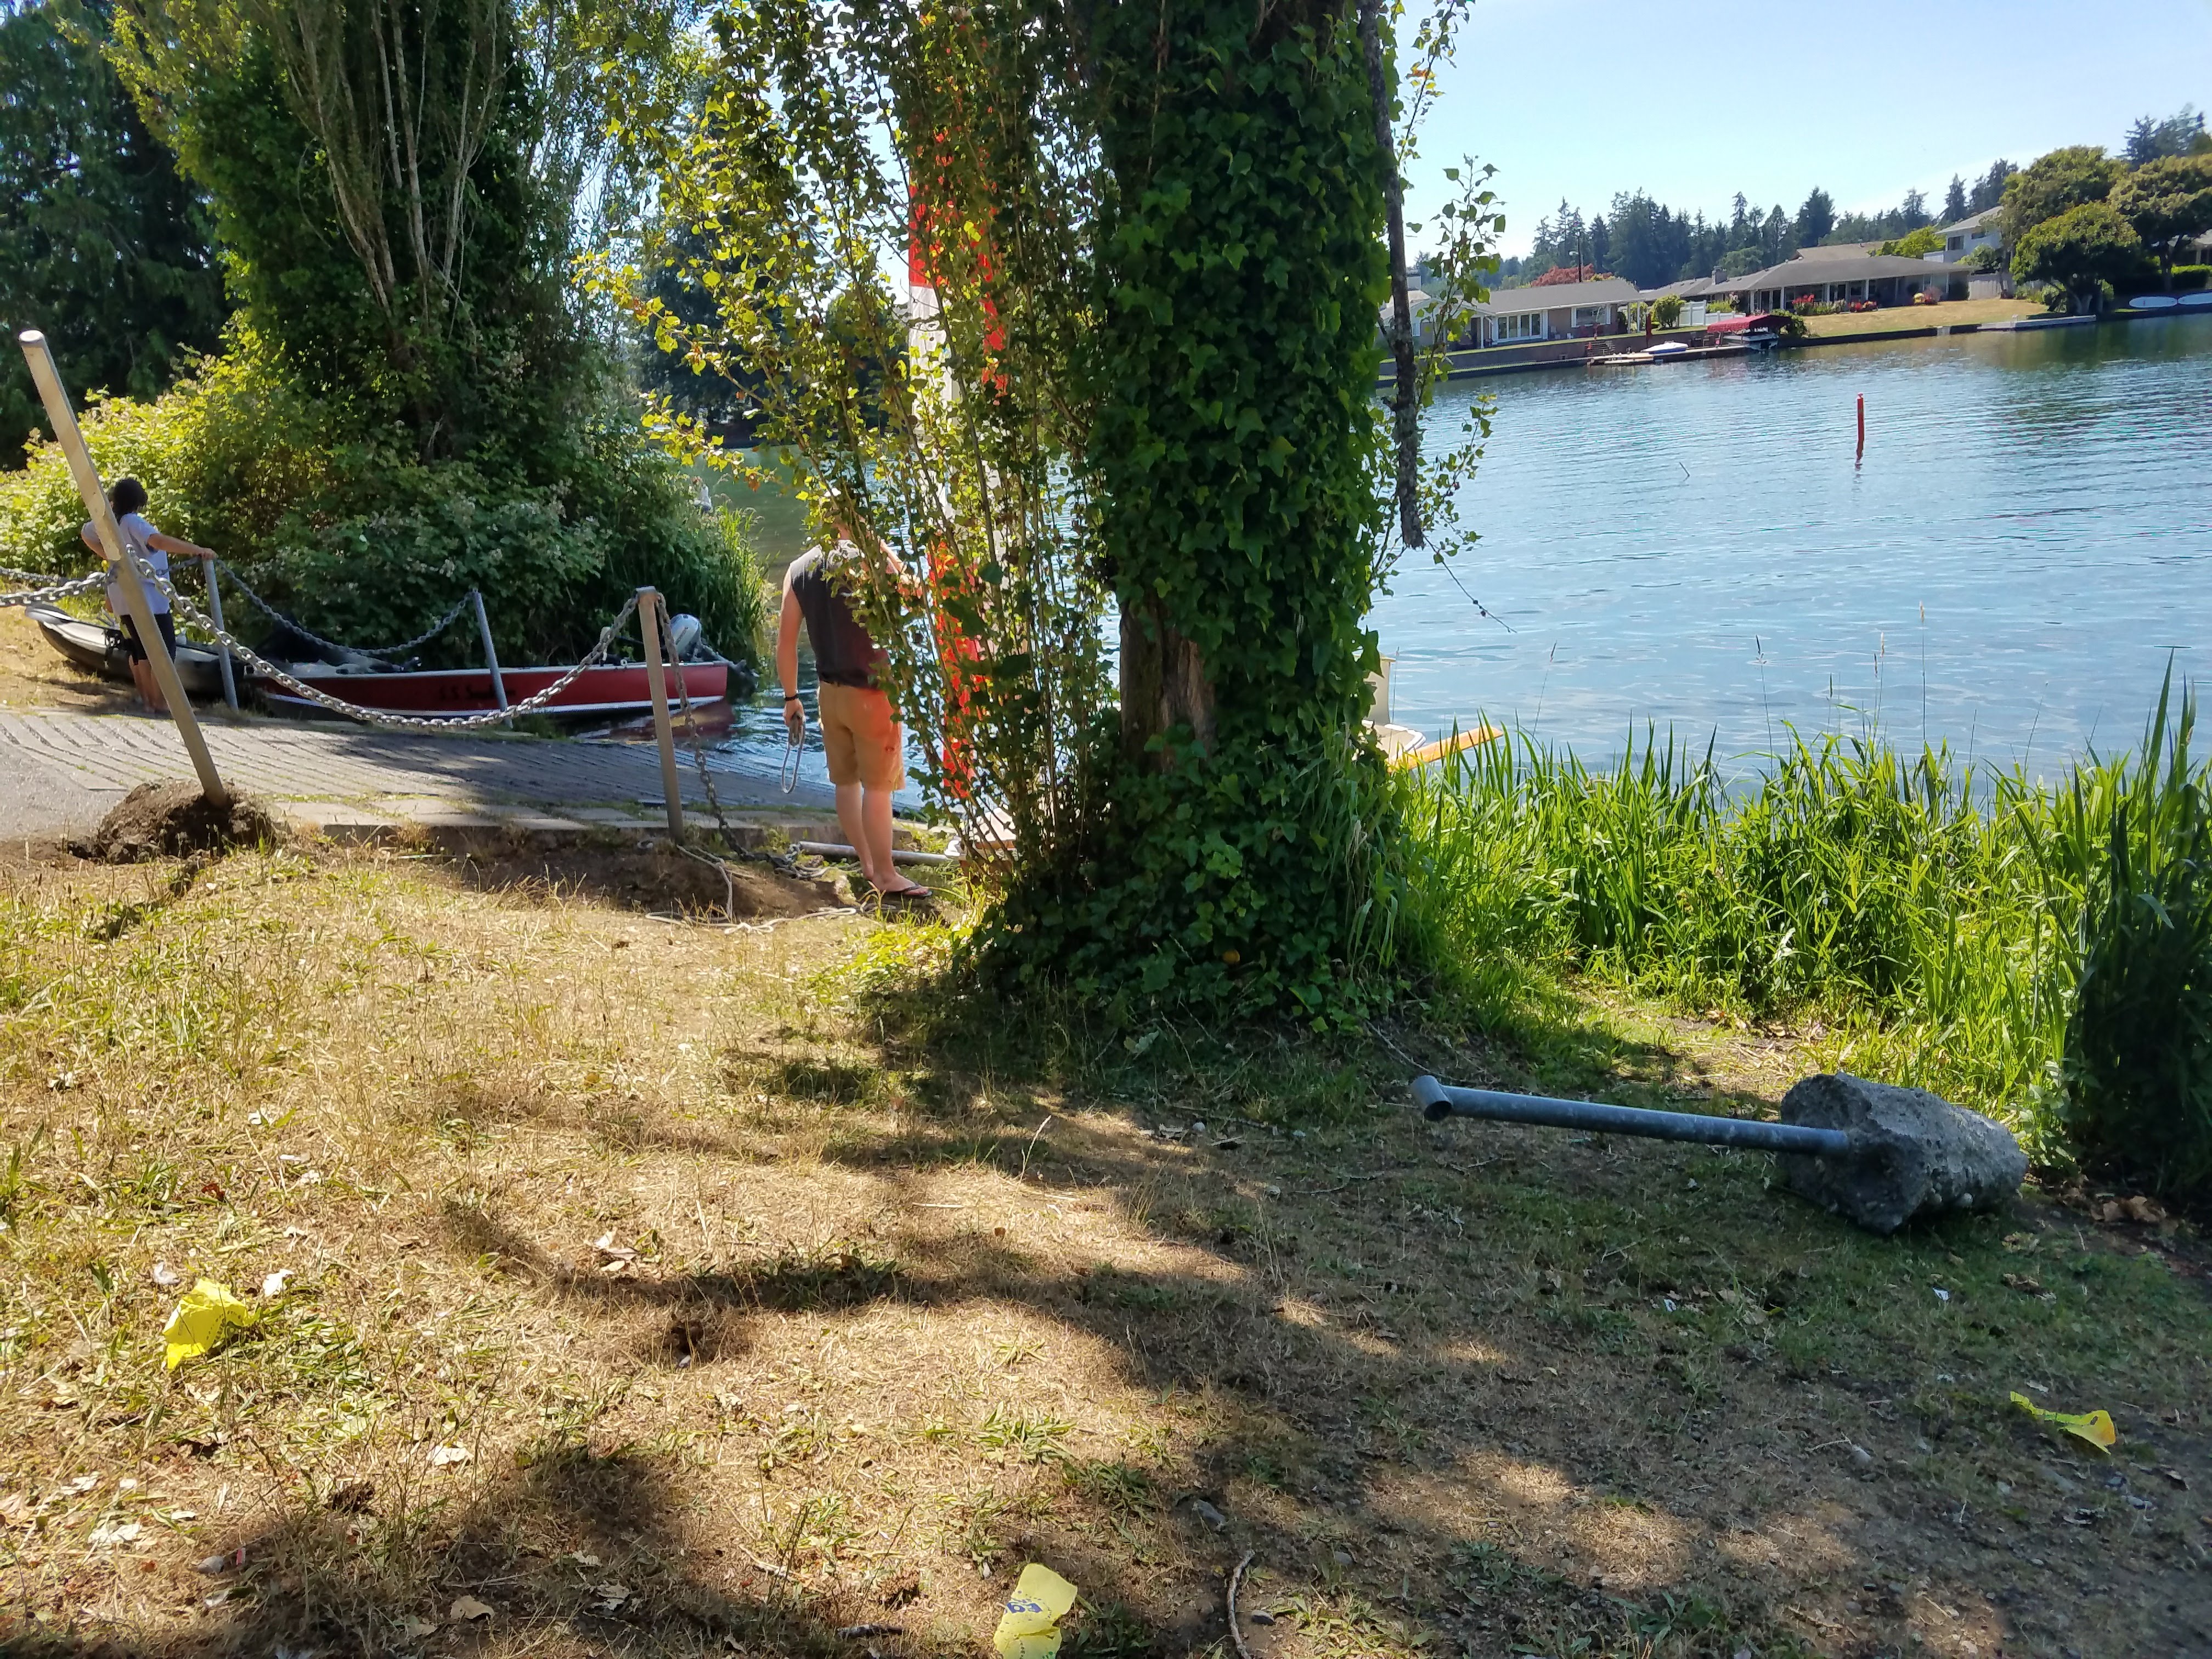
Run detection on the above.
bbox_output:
[700,314,2212,797]
[1383,315,2212,776]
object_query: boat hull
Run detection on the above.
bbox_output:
[27,603,228,698]
[256,661,730,720]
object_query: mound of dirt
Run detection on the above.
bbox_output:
[72,780,280,863]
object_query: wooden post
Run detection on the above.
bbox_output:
[1857,393,1866,463]
[636,587,684,840]
[470,589,510,723]
[200,555,238,710]
[18,330,229,807]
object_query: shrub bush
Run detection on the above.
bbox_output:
[0,332,764,665]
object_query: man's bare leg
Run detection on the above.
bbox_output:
[833,782,884,889]
[131,658,165,714]
[860,785,917,893]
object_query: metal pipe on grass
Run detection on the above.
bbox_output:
[1411,1074,1853,1158]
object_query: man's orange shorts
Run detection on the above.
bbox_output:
[816,682,904,791]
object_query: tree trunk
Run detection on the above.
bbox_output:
[1119,596,1215,766]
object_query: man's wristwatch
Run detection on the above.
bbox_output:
[783,693,800,704]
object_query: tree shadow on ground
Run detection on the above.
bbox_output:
[18,957,2209,1659]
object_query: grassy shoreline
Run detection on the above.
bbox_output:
[1394,694,2212,1209]
[0,838,2206,1658]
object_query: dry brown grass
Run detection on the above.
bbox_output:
[0,606,136,715]
[1,840,2207,1658]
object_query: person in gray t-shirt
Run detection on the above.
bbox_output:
[78,476,215,714]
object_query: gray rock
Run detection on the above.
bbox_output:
[1187,1498,1225,1530]
[1777,1073,2027,1234]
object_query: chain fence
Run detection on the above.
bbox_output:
[127,548,643,731]
[1,571,107,609]
[212,561,475,661]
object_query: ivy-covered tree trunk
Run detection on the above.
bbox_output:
[1022,0,1393,1015]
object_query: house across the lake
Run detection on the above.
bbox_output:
[1462,276,1639,346]
[1934,207,2004,264]
[1717,249,1951,312]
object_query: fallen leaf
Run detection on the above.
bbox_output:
[397,1617,437,1639]
[88,1520,142,1547]
[2158,1467,2190,1489]
[2123,1195,2165,1224]
[69,1475,99,1493]
[449,1595,494,1621]
[569,1551,603,1568]
[592,1582,633,1610]
[427,1445,471,1468]
[151,1262,182,1289]
[0,1493,31,1523]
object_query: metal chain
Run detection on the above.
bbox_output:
[1,572,107,608]
[667,652,736,841]
[1,563,71,585]
[667,644,819,879]
[129,547,639,731]
[212,560,476,660]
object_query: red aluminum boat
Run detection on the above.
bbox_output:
[257,659,729,719]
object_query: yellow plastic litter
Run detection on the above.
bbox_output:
[163,1279,256,1369]
[2010,1392,2117,1452]
[993,1562,1079,1659]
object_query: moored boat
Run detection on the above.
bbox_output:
[26,602,229,699]
[1703,311,1788,348]
[255,658,729,719]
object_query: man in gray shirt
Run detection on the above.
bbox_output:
[777,504,930,902]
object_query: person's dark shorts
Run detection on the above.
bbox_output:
[119,612,177,665]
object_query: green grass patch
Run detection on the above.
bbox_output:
[1396,680,2212,1208]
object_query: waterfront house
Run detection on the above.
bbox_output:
[1464,276,1639,346]
[1934,207,2004,264]
[1717,249,1951,312]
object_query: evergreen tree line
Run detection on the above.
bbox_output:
[0,0,223,461]
[1491,104,2206,292]
[1497,163,2016,291]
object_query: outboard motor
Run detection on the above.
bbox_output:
[665,612,704,661]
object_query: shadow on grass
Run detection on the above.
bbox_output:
[21,945,2208,1659]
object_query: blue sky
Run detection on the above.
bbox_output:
[1404,0,2212,256]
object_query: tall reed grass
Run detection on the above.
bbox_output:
[1396,677,2212,1204]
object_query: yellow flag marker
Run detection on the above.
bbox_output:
[2010,1392,2117,1452]
[163,1279,257,1369]
[994,1562,1079,1659]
